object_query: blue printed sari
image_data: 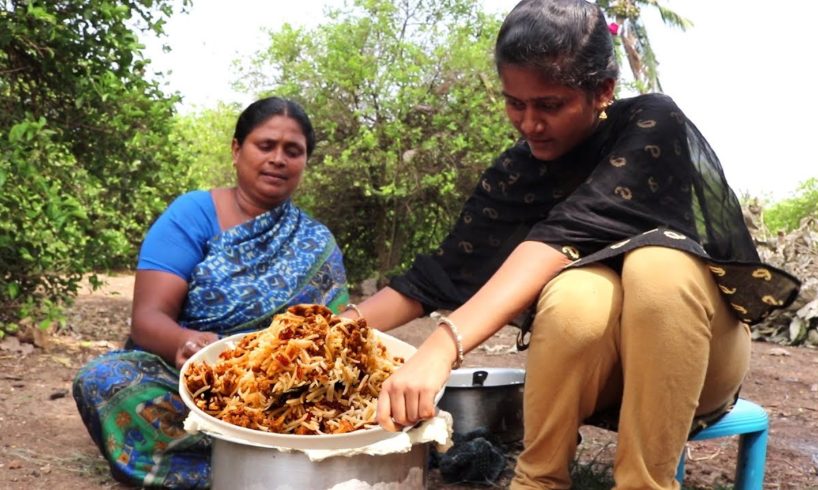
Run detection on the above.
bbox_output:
[73,201,348,488]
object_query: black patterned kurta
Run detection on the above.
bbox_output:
[390,93,800,344]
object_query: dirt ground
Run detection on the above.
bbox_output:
[0,273,816,489]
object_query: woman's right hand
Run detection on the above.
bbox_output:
[376,331,456,431]
[174,331,219,369]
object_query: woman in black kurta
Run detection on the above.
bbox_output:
[390,92,798,335]
[339,1,799,488]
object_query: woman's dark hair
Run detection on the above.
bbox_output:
[495,0,619,91]
[233,96,316,157]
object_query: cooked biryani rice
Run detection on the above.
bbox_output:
[183,304,404,435]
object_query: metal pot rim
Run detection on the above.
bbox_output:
[445,367,525,388]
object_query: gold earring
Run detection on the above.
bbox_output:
[599,100,612,120]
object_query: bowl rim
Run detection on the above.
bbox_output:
[179,329,434,450]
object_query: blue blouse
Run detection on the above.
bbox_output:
[137,190,220,281]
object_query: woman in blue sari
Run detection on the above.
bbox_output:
[72,96,349,488]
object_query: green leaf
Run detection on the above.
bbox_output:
[6,283,20,300]
[26,4,57,23]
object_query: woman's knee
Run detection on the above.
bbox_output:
[73,353,144,408]
[622,247,716,306]
[532,264,622,350]
[622,246,711,288]
[620,246,721,343]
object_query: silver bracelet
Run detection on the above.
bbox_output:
[430,312,464,370]
[345,303,363,319]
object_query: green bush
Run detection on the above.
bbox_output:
[172,103,240,190]
[763,178,818,233]
[0,117,92,333]
[0,0,192,332]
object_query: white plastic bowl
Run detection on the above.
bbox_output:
[179,329,423,450]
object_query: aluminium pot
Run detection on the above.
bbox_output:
[437,367,525,444]
[211,438,429,490]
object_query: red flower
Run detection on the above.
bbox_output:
[608,22,620,36]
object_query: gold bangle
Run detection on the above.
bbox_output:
[345,303,363,319]
[430,311,464,370]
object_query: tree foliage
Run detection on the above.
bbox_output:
[0,0,192,334]
[235,0,515,282]
[172,102,239,190]
[763,178,818,233]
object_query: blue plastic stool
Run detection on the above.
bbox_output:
[675,398,768,489]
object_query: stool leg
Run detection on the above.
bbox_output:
[735,429,768,490]
[675,447,686,484]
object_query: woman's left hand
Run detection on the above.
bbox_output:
[174,331,219,369]
[376,340,454,431]
[376,242,572,431]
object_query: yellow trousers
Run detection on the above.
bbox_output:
[511,247,751,490]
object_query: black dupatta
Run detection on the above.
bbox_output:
[390,94,800,336]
